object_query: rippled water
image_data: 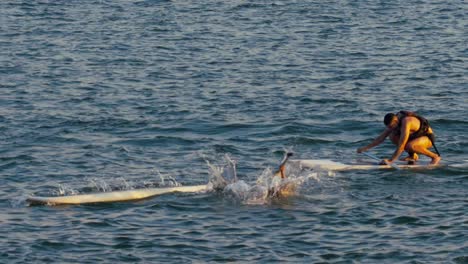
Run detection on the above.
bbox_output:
[1,1,467,263]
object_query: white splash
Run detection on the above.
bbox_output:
[206,154,238,191]
[87,178,112,192]
[206,155,330,205]
[54,184,80,196]
[153,169,181,187]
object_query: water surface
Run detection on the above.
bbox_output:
[1,1,467,263]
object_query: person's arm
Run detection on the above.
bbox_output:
[357,129,391,153]
[387,119,411,163]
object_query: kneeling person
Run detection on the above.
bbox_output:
[357,111,441,165]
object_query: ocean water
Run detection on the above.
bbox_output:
[1,0,467,263]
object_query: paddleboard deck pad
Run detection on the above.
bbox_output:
[27,184,208,206]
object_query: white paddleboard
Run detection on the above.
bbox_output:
[27,184,208,205]
[292,159,442,171]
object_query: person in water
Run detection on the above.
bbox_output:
[357,111,441,165]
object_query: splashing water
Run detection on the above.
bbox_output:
[206,154,330,205]
[154,169,181,187]
[46,167,184,197]
[46,154,334,200]
[87,178,112,192]
[206,154,238,191]
[54,184,80,196]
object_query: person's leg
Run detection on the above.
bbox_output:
[279,163,286,179]
[406,137,441,165]
[390,134,418,163]
[400,152,419,162]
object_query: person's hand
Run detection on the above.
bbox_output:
[379,159,392,165]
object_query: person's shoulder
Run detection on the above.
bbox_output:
[402,115,420,126]
[405,115,419,121]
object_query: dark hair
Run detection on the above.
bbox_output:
[384,113,396,126]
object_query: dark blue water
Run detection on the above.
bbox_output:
[1,1,467,263]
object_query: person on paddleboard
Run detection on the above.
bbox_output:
[357,111,441,165]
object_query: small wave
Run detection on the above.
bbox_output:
[453,256,468,264]
[115,136,200,147]
[390,215,420,225]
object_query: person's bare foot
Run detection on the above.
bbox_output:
[430,156,441,165]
